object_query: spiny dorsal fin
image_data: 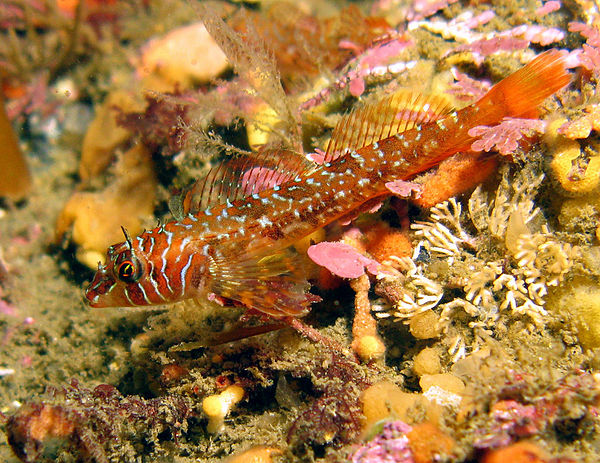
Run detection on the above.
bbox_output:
[170,148,316,219]
[325,90,454,162]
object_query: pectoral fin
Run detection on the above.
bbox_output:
[208,245,319,317]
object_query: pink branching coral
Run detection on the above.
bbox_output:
[468,118,546,156]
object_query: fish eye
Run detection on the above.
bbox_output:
[116,257,142,283]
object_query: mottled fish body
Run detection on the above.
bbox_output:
[86,51,570,317]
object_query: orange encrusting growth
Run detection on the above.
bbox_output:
[365,222,413,262]
[414,153,498,208]
[351,274,386,362]
[480,441,549,463]
[406,422,455,463]
[85,51,569,321]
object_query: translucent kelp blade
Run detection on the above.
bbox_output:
[325,90,454,162]
[170,148,316,219]
[208,245,318,318]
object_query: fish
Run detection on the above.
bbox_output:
[85,50,570,319]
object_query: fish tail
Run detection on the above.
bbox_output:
[379,50,571,176]
[474,49,570,120]
[324,50,570,184]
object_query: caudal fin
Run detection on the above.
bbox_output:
[398,50,570,171]
[475,49,570,119]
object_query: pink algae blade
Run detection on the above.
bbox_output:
[307,242,379,279]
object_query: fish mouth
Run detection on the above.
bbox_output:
[84,266,115,307]
[84,286,102,307]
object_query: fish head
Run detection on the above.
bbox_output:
[85,227,211,308]
[85,241,152,308]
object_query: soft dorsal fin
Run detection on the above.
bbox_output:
[170,148,315,219]
[325,90,454,162]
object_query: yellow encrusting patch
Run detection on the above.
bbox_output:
[546,118,600,195]
[202,385,245,433]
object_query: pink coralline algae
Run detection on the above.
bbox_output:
[474,371,600,450]
[345,37,414,97]
[0,298,17,316]
[384,179,422,197]
[568,23,600,72]
[452,36,530,60]
[475,400,544,449]
[5,379,192,463]
[507,25,565,46]
[576,44,600,71]
[351,421,414,463]
[407,0,459,21]
[300,35,414,110]
[446,24,564,65]
[468,118,546,156]
[536,1,561,16]
[448,68,491,102]
[569,22,600,48]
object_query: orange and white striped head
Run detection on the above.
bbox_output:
[85,227,209,308]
